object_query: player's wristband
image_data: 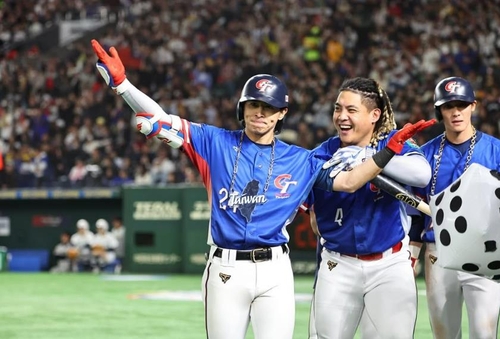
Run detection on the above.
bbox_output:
[372,147,395,168]
[113,78,131,95]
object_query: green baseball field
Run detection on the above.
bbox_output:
[0,273,491,338]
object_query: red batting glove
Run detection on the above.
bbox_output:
[91,39,126,87]
[387,119,437,154]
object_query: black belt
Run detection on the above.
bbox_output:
[213,244,288,262]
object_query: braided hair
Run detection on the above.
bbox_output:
[338,77,397,147]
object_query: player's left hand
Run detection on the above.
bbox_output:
[323,146,375,178]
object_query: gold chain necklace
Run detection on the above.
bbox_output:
[430,127,477,195]
[228,131,275,195]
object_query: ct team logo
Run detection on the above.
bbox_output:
[274,174,297,199]
[255,79,275,93]
[444,81,461,94]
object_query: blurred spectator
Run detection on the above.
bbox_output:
[150,147,175,186]
[1,0,500,189]
[101,167,116,186]
[68,158,87,187]
[109,168,134,187]
[0,0,120,50]
[134,163,152,185]
[111,216,125,273]
[31,143,52,187]
[303,26,322,63]
[182,167,201,185]
[324,30,344,63]
[0,162,17,188]
[50,232,76,273]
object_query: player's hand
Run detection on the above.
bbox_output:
[387,119,436,154]
[410,257,419,277]
[409,242,422,278]
[323,145,375,178]
[91,39,126,88]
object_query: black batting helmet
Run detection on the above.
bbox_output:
[236,74,289,134]
[434,77,475,121]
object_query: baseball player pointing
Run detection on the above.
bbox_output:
[411,76,500,339]
[91,39,434,339]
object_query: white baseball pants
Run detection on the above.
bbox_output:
[425,243,500,339]
[202,245,295,339]
[312,246,417,339]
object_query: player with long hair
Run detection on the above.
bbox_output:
[307,77,431,338]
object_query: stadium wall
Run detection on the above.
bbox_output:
[0,186,318,274]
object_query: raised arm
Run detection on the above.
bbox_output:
[332,120,436,192]
[91,39,184,148]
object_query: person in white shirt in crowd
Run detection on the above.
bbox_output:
[70,219,94,272]
[149,147,176,186]
[111,216,125,273]
[90,218,119,273]
[68,158,88,187]
[31,143,50,187]
[134,163,152,186]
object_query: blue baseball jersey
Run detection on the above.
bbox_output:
[178,120,331,250]
[415,131,500,243]
[308,130,424,255]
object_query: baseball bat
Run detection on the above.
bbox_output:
[370,174,431,216]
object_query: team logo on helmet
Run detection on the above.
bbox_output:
[255,79,275,92]
[444,81,461,94]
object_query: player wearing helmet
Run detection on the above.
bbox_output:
[305,77,432,339]
[410,76,500,339]
[236,75,288,134]
[89,219,119,273]
[70,219,94,271]
[90,39,435,339]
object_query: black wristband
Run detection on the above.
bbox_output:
[372,147,396,168]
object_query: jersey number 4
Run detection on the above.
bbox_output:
[335,208,343,226]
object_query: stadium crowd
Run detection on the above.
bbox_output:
[1,0,500,188]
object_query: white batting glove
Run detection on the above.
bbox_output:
[323,146,375,178]
[136,112,184,148]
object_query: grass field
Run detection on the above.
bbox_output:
[0,273,487,339]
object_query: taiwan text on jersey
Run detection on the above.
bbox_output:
[417,131,500,242]
[311,130,422,254]
[180,121,324,250]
